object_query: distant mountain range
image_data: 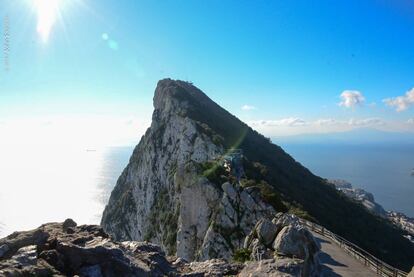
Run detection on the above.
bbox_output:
[273,128,414,145]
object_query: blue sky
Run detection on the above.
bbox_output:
[1,0,414,145]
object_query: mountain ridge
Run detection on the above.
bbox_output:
[102,79,414,271]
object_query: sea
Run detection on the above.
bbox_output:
[0,145,133,237]
[279,143,414,218]
[0,142,413,237]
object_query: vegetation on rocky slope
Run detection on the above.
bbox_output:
[145,188,179,255]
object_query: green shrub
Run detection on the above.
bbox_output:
[200,161,228,185]
[233,248,252,263]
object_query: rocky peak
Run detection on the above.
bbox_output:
[152,79,190,121]
[101,79,414,271]
[101,79,278,261]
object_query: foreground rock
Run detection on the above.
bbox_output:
[244,213,320,277]
[239,259,308,277]
[0,219,175,276]
[0,218,320,276]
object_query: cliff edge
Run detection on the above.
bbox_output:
[101,79,414,271]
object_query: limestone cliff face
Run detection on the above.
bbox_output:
[101,79,414,270]
[101,79,274,260]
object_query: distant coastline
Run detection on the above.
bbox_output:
[329,179,414,244]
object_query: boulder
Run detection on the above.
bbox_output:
[0,244,9,258]
[273,226,319,276]
[244,213,320,277]
[272,213,301,228]
[239,258,305,277]
[62,218,77,231]
[255,218,279,247]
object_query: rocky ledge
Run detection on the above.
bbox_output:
[328,179,387,216]
[387,211,414,243]
[0,214,319,276]
[328,179,414,244]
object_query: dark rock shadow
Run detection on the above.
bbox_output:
[319,264,343,277]
[314,236,331,248]
[318,252,347,267]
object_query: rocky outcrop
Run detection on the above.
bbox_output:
[0,219,175,276]
[0,219,320,277]
[178,175,275,261]
[239,258,308,277]
[101,80,223,256]
[101,79,414,271]
[244,213,320,277]
[329,179,414,244]
[101,79,276,261]
[181,259,243,276]
[387,211,414,243]
[328,179,387,216]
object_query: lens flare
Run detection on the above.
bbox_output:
[33,0,60,42]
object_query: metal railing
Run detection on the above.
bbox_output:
[299,219,409,277]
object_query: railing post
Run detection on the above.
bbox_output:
[377,262,382,275]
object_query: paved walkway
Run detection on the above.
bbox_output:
[312,232,377,277]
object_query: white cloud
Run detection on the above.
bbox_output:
[383,88,414,112]
[247,117,394,137]
[348,118,384,126]
[314,118,337,126]
[339,90,365,108]
[241,105,256,111]
[407,118,414,124]
[252,117,384,129]
[251,117,307,127]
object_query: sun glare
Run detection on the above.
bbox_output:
[33,0,61,42]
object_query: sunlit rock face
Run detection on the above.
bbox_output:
[101,80,223,256]
[101,79,276,260]
[100,79,414,270]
